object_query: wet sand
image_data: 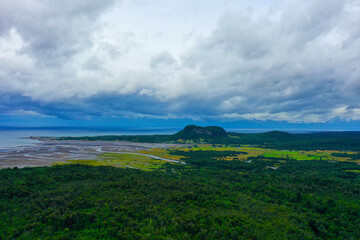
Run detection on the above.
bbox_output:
[0,138,187,169]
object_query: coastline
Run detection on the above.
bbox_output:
[0,138,187,169]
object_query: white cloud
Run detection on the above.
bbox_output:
[0,28,34,75]
[6,109,55,118]
[0,0,360,122]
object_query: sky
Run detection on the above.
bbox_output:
[0,0,360,130]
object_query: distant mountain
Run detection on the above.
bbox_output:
[174,125,228,139]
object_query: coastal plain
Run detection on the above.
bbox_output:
[1,126,360,239]
[1,139,359,171]
[0,139,188,170]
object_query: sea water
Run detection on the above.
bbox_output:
[0,127,179,149]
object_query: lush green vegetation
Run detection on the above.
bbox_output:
[5,126,360,239]
[174,125,228,139]
[52,125,360,151]
[228,131,360,151]
[331,152,360,160]
[176,145,360,163]
[1,147,360,239]
[59,152,169,171]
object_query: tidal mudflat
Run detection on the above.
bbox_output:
[0,138,186,169]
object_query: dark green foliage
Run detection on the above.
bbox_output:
[174,125,228,139]
[331,152,360,160]
[228,131,360,151]
[203,126,228,136]
[56,134,176,143]
[1,150,360,239]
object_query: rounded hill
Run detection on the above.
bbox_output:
[174,125,228,139]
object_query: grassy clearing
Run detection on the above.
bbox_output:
[263,150,327,160]
[56,152,172,171]
[55,145,360,171]
[178,145,266,161]
[138,148,183,161]
[173,145,360,163]
[345,170,360,173]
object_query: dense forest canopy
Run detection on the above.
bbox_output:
[1,149,360,239]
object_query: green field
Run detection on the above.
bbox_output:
[176,145,360,163]
[56,146,360,172]
[345,169,360,173]
[262,150,329,160]
[57,152,174,171]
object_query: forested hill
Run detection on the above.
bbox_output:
[227,131,360,151]
[52,126,360,151]
[174,125,228,139]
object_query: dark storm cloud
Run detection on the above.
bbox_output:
[0,0,360,122]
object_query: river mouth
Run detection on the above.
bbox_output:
[0,139,187,169]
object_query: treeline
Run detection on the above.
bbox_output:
[56,134,176,143]
[227,131,360,151]
[54,129,360,151]
[331,152,360,160]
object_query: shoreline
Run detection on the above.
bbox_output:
[0,138,188,169]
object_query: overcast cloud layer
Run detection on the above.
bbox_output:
[0,0,360,123]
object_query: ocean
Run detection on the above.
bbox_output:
[0,127,180,149]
